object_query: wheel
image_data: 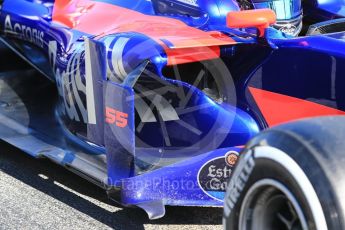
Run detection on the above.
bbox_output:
[223,116,345,230]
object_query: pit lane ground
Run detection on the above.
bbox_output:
[0,141,222,230]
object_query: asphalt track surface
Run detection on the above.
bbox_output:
[0,142,222,230]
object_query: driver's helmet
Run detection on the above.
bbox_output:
[238,0,303,36]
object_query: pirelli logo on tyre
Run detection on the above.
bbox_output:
[198,151,239,201]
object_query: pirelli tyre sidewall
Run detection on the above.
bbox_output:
[223,124,345,230]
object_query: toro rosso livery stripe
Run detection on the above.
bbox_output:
[52,0,236,65]
[250,87,345,126]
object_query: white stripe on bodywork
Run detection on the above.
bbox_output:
[112,37,129,80]
[84,38,97,124]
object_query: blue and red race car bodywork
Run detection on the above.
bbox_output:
[1,0,345,219]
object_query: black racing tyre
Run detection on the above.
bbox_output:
[223,116,345,230]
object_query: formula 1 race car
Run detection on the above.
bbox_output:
[1,0,345,229]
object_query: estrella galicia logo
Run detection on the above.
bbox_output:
[197,151,239,201]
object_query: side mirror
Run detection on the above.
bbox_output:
[227,9,277,37]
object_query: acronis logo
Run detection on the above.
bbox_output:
[4,15,44,48]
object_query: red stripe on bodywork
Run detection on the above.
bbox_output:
[249,87,345,127]
[52,0,236,65]
[165,46,220,65]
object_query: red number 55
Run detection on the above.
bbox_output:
[105,107,128,128]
